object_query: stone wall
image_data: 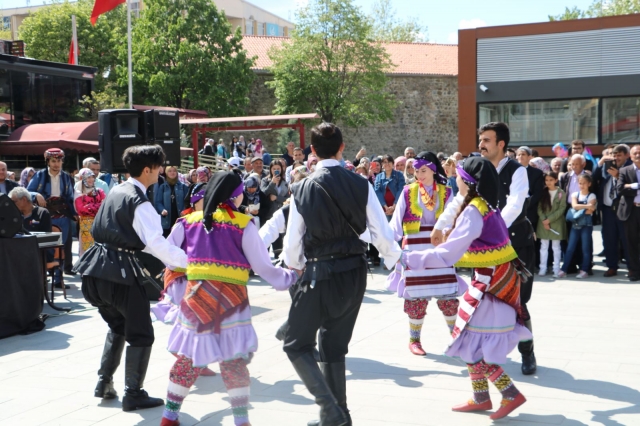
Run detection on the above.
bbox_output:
[205,73,459,160]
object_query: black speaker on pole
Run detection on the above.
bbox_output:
[0,193,22,238]
[145,109,181,167]
[98,109,146,173]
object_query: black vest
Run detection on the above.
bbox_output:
[293,166,368,260]
[92,182,147,250]
[498,159,533,248]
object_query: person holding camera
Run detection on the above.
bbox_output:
[261,161,290,222]
[595,144,632,277]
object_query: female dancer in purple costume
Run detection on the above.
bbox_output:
[387,151,462,356]
[159,172,298,426]
[401,157,530,420]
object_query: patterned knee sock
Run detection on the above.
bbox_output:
[404,299,428,343]
[437,299,459,333]
[220,358,251,426]
[485,364,520,406]
[467,362,490,404]
[163,355,203,421]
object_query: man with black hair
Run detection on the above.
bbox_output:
[431,122,537,376]
[74,145,188,412]
[283,122,401,426]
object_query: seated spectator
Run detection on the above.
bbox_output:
[239,174,270,228]
[0,161,19,194]
[74,169,106,256]
[404,158,416,184]
[9,186,52,233]
[374,154,405,220]
[394,156,406,172]
[155,166,189,238]
[20,167,35,188]
[261,161,289,222]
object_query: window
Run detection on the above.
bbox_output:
[603,96,640,145]
[478,99,598,146]
[245,20,253,35]
[257,22,265,36]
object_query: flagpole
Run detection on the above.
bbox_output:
[127,0,132,108]
[71,15,78,65]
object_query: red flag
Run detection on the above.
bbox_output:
[68,39,78,65]
[90,0,126,25]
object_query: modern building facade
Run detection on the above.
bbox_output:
[458,14,640,156]
[0,0,293,40]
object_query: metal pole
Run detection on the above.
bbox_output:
[127,0,133,108]
[71,15,78,65]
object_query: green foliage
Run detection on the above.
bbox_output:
[275,125,300,154]
[369,0,427,42]
[549,0,640,20]
[267,0,397,128]
[76,84,127,121]
[122,0,255,116]
[19,0,127,91]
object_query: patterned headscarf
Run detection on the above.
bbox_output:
[20,167,35,187]
[529,157,551,173]
[196,166,211,182]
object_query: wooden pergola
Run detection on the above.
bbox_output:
[180,113,320,168]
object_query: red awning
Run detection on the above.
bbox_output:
[0,122,192,157]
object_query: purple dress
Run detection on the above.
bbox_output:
[163,218,297,367]
[404,206,532,365]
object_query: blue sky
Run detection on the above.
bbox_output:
[248,0,596,43]
[0,0,596,44]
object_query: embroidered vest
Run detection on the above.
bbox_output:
[180,209,252,285]
[402,182,451,235]
[455,198,518,268]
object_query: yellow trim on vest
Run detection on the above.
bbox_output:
[402,183,449,235]
[184,209,252,229]
[468,197,490,216]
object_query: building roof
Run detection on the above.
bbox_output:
[241,36,458,76]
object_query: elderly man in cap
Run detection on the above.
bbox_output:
[252,156,267,179]
[27,148,77,287]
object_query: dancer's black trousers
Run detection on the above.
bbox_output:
[283,257,367,363]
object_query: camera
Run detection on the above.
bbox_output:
[274,170,280,176]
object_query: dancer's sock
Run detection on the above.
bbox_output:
[220,358,251,426]
[404,299,427,343]
[408,318,424,343]
[485,364,520,406]
[437,299,459,333]
[163,355,203,421]
[467,362,490,404]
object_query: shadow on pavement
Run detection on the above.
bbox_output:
[519,365,639,426]
[346,356,466,387]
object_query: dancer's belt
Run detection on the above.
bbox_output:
[305,253,364,289]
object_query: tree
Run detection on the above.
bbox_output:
[76,83,127,121]
[369,0,427,42]
[19,0,127,91]
[549,0,640,20]
[267,0,397,128]
[122,0,255,116]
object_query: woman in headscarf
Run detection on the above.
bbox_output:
[159,172,298,426]
[403,158,416,184]
[387,151,459,356]
[239,174,270,228]
[20,167,35,188]
[196,166,210,184]
[529,157,551,173]
[74,168,106,256]
[401,157,531,420]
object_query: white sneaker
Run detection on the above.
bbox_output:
[538,270,547,276]
[555,271,567,278]
[576,271,589,279]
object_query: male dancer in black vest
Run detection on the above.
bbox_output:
[431,122,537,375]
[283,123,402,426]
[74,145,188,411]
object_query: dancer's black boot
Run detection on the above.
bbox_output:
[121,346,164,411]
[519,320,537,375]
[291,353,348,426]
[308,362,351,426]
[94,330,126,399]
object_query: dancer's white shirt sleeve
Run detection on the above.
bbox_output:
[129,179,188,269]
[283,197,307,270]
[259,208,286,248]
[434,193,463,231]
[498,165,528,228]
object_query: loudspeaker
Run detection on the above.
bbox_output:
[145,109,181,167]
[99,109,146,173]
[0,193,22,238]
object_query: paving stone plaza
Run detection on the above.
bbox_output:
[1,235,639,426]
